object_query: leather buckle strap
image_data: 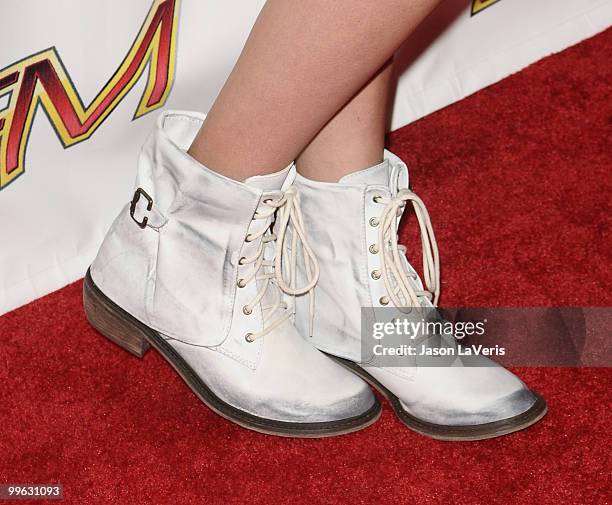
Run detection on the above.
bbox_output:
[130,187,153,229]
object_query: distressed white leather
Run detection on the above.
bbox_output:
[90,110,375,423]
[294,151,538,426]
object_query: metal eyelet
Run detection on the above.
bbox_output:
[379,296,389,306]
[237,278,246,288]
[369,244,379,254]
[245,333,255,343]
[245,234,253,243]
[243,305,253,315]
[238,257,246,265]
[371,270,381,280]
[369,217,379,227]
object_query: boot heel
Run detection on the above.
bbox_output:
[83,271,151,358]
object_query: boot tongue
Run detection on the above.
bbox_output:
[244,164,295,191]
[338,159,391,186]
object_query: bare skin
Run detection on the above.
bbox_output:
[188,0,439,181]
[296,60,393,182]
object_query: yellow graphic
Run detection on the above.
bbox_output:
[0,0,180,190]
[471,0,502,16]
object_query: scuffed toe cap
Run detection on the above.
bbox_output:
[249,355,377,424]
[397,365,539,426]
[401,386,538,426]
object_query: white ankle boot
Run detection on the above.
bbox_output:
[293,151,546,440]
[84,110,380,437]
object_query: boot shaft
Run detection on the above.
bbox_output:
[293,151,424,360]
[91,111,291,348]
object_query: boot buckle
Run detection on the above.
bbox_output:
[130,187,153,229]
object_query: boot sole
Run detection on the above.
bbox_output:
[82,269,381,438]
[325,353,547,441]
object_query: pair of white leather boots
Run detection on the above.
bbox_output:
[84,110,546,439]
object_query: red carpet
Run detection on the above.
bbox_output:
[1,29,611,504]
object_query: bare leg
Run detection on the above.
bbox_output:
[296,60,393,182]
[188,0,439,181]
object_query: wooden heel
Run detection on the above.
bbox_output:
[83,271,151,358]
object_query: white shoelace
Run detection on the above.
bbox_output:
[239,186,319,341]
[375,188,440,310]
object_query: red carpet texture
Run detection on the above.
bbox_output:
[1,28,611,505]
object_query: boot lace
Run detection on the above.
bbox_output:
[373,189,440,310]
[239,186,319,341]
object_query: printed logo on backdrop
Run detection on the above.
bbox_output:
[471,0,502,16]
[0,0,180,190]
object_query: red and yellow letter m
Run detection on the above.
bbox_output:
[0,0,180,190]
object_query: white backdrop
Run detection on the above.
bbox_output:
[0,0,610,316]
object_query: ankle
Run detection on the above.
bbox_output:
[296,150,384,182]
[188,121,291,183]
